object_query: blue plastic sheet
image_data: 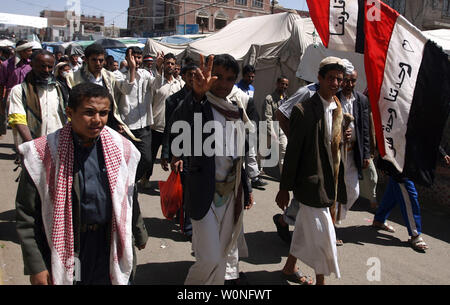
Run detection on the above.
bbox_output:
[106,48,126,63]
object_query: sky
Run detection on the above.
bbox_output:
[0,0,308,29]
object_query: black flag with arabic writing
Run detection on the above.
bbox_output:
[306,0,450,186]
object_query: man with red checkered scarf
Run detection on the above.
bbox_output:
[15,83,148,285]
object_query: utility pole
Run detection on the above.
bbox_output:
[184,0,186,35]
[112,21,115,38]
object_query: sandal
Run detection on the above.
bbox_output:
[281,271,313,285]
[336,239,344,246]
[372,221,395,233]
[409,235,428,251]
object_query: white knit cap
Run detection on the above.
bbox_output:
[341,58,355,74]
[319,56,345,70]
[15,42,34,52]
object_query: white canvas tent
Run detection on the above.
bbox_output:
[185,13,316,115]
[143,12,316,116]
[143,39,188,57]
[0,13,47,28]
[297,43,367,92]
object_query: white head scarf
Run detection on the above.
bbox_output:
[341,58,355,75]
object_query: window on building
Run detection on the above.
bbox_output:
[252,0,263,8]
[215,18,227,30]
[139,0,144,5]
[196,17,209,31]
[235,0,247,5]
[168,7,175,28]
[444,0,450,17]
[432,0,440,9]
[383,0,405,15]
[217,0,228,3]
[131,0,135,6]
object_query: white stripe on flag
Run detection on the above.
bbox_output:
[378,15,427,172]
[328,0,359,51]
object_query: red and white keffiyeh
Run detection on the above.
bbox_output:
[19,123,140,285]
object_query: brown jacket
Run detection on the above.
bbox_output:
[280,93,347,208]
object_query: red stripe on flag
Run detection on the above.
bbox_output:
[306,0,330,47]
[364,1,399,158]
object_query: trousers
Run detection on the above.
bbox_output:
[374,177,422,237]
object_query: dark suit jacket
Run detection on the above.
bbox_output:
[15,168,148,277]
[162,86,189,161]
[169,91,251,220]
[280,93,347,208]
[246,97,259,124]
[336,90,370,178]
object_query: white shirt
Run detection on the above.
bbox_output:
[87,73,103,86]
[149,75,182,133]
[319,93,337,146]
[211,106,240,159]
[117,68,155,130]
[112,69,125,81]
[69,62,81,73]
[176,75,185,87]
[8,83,64,137]
[278,83,319,119]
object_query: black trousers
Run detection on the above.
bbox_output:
[129,126,153,182]
[146,129,164,179]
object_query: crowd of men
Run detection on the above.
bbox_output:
[0,39,448,285]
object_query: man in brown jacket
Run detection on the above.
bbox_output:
[276,57,349,285]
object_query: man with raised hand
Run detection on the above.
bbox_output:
[170,54,251,285]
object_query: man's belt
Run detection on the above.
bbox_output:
[80,224,103,232]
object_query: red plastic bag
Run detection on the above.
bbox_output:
[158,171,183,221]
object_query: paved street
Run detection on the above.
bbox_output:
[1,129,449,285]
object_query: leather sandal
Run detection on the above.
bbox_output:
[409,235,428,251]
[372,221,395,233]
[281,271,313,285]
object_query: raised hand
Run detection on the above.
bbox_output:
[192,54,218,102]
[126,48,136,71]
[156,51,164,73]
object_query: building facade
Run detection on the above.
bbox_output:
[40,10,105,42]
[40,10,79,42]
[127,0,272,37]
[382,0,450,30]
